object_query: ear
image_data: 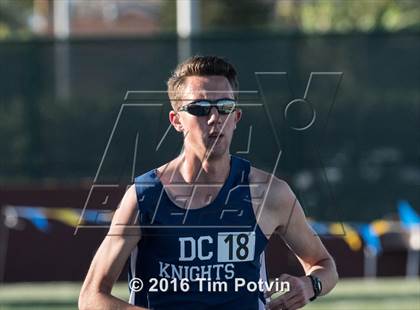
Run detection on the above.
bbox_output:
[169,110,183,132]
[233,108,242,129]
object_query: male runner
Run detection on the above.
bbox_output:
[79,56,338,310]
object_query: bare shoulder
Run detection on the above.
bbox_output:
[108,184,140,236]
[248,166,297,231]
[116,184,138,215]
[249,166,295,204]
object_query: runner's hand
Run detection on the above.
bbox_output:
[265,274,313,310]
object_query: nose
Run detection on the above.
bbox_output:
[207,106,221,125]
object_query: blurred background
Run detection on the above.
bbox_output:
[0,0,419,309]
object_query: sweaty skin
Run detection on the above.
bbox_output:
[79,75,338,310]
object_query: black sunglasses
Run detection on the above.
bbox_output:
[178,98,236,116]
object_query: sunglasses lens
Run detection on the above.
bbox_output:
[182,99,235,116]
[187,104,209,116]
[217,100,235,114]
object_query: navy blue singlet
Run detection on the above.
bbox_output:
[129,155,269,310]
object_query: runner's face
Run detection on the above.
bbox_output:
[175,75,240,159]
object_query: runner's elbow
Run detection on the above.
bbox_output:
[78,287,93,310]
[78,281,105,310]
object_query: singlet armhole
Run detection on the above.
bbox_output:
[134,170,161,215]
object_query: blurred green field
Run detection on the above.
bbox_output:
[0,278,419,310]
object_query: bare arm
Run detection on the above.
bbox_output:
[266,180,338,310]
[279,181,337,294]
[79,185,147,310]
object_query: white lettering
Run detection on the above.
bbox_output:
[200,265,212,280]
[225,263,235,279]
[189,266,200,281]
[159,262,170,278]
[213,264,223,280]
[197,236,213,260]
[179,237,196,261]
[235,277,246,290]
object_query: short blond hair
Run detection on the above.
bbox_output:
[167,55,239,110]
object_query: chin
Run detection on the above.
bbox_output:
[206,146,228,159]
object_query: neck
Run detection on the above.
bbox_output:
[177,151,231,184]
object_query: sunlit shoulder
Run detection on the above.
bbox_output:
[248,165,298,236]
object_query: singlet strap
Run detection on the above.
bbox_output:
[134,170,162,215]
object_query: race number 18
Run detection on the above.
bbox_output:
[217,232,255,262]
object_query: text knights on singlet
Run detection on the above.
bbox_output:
[159,261,235,281]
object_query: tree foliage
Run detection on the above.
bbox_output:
[1,0,420,39]
[0,0,33,39]
[273,0,420,33]
[161,0,420,34]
